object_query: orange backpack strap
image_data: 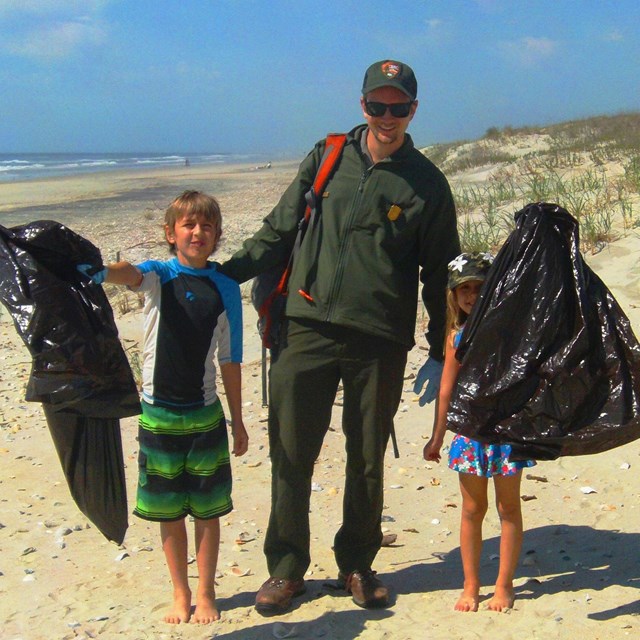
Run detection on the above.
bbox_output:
[255,133,347,349]
[303,133,347,222]
[276,133,347,290]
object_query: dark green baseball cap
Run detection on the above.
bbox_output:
[362,60,417,100]
[447,252,494,290]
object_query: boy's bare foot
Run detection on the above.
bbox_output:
[486,585,515,612]
[454,586,480,612]
[164,590,192,624]
[192,592,220,624]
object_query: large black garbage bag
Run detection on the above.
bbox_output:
[43,406,128,544]
[0,220,140,543]
[448,202,640,460]
[0,220,140,415]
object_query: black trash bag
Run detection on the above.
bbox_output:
[43,406,129,544]
[0,220,140,416]
[0,220,140,543]
[448,202,640,461]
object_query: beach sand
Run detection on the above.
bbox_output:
[1,162,639,640]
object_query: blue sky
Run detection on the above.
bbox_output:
[1,0,638,155]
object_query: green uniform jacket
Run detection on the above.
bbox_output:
[219,124,460,359]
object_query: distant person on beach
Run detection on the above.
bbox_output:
[423,252,535,613]
[78,190,248,624]
[219,60,460,614]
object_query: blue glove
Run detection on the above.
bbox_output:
[77,263,107,285]
[413,357,443,406]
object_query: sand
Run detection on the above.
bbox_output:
[1,161,639,640]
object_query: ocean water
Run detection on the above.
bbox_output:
[0,151,269,182]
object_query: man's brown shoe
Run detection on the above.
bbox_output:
[255,577,306,615]
[339,569,389,608]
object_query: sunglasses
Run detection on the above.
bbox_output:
[364,100,414,118]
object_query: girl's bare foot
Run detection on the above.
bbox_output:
[454,586,480,612]
[192,592,220,624]
[487,584,515,612]
[164,589,192,624]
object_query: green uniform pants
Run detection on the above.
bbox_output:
[264,319,407,579]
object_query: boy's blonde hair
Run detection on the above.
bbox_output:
[164,190,222,255]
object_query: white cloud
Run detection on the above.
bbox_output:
[603,29,624,42]
[0,0,111,60]
[420,17,452,48]
[499,36,558,67]
[117,62,221,87]
[4,17,107,59]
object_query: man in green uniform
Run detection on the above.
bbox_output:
[220,59,460,614]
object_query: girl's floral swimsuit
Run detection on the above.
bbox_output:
[447,327,536,477]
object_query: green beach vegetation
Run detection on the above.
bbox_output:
[422,112,640,254]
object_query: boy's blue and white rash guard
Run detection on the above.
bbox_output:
[136,258,243,409]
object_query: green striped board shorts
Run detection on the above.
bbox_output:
[133,400,233,521]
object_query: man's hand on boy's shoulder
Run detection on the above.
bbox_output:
[231,420,249,457]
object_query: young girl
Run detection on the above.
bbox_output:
[423,252,535,613]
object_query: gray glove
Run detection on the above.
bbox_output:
[413,357,443,406]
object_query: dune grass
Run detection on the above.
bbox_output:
[424,112,640,254]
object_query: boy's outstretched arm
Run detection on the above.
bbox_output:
[104,261,144,287]
[220,362,248,456]
[78,260,143,288]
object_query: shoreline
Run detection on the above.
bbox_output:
[0,160,301,265]
[0,159,301,214]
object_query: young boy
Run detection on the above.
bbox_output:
[79,190,248,624]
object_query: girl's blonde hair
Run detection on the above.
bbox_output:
[445,287,467,349]
[444,251,494,349]
[164,190,222,255]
